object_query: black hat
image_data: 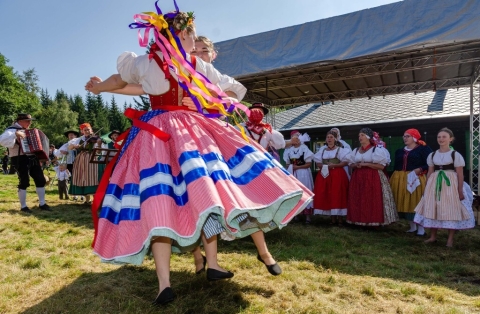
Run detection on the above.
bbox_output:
[16,113,35,121]
[108,130,121,139]
[250,103,269,115]
[64,129,80,137]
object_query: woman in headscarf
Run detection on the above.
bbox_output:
[284,130,314,223]
[68,123,102,205]
[389,129,432,236]
[346,127,398,226]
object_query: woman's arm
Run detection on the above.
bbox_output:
[328,161,348,169]
[85,74,128,95]
[360,162,385,170]
[425,165,434,181]
[293,162,312,171]
[456,166,464,200]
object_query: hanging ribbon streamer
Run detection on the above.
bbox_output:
[128,1,250,120]
[435,170,451,201]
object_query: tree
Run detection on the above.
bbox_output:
[36,98,79,147]
[133,95,151,111]
[0,53,41,129]
[40,89,54,108]
[108,95,130,132]
[70,94,87,125]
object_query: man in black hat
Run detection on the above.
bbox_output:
[0,113,51,212]
[56,129,80,174]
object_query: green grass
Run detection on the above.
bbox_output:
[0,173,480,313]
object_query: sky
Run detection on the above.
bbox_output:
[0,0,400,107]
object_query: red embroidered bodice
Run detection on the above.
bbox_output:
[148,52,197,109]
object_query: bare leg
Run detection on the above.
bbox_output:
[251,231,276,265]
[446,229,455,247]
[201,232,228,272]
[191,246,205,272]
[151,237,172,295]
[425,228,437,243]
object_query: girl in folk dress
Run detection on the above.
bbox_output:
[346,128,398,226]
[414,128,475,247]
[284,130,314,223]
[85,6,313,305]
[389,129,432,236]
[313,131,350,225]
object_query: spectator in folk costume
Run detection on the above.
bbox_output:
[414,128,475,247]
[68,123,102,205]
[345,127,397,226]
[313,131,350,225]
[389,129,432,236]
[107,130,121,149]
[56,129,80,174]
[54,163,71,200]
[284,130,314,224]
[0,113,51,213]
[85,4,313,306]
[56,129,81,200]
[329,127,352,180]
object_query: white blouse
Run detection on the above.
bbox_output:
[346,146,391,166]
[427,150,465,168]
[283,144,314,164]
[239,124,286,150]
[313,146,350,163]
[117,51,247,100]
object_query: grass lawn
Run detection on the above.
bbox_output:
[0,173,479,313]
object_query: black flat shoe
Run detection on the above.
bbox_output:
[206,268,234,281]
[39,204,52,211]
[20,206,32,213]
[257,254,282,276]
[195,255,207,275]
[152,287,175,306]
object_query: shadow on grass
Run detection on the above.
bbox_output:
[9,204,480,298]
[21,265,263,314]
[219,217,480,297]
[5,202,94,229]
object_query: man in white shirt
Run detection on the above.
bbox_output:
[0,113,51,213]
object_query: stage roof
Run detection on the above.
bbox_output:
[214,0,480,106]
[273,88,470,131]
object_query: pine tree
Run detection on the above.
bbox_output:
[108,95,130,132]
[133,95,151,111]
[70,94,87,125]
[40,89,53,108]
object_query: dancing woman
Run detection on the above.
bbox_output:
[86,2,312,305]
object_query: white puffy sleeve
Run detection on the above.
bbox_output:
[195,57,247,101]
[426,152,434,166]
[283,148,291,164]
[269,129,286,150]
[454,152,466,168]
[0,128,17,148]
[313,146,325,163]
[302,145,314,163]
[372,147,390,166]
[345,149,357,165]
[69,137,81,146]
[117,52,169,95]
[56,143,68,156]
[338,147,351,162]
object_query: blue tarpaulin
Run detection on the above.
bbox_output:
[214,0,480,78]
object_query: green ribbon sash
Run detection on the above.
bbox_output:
[435,170,451,201]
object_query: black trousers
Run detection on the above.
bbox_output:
[11,155,46,190]
[58,180,69,199]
